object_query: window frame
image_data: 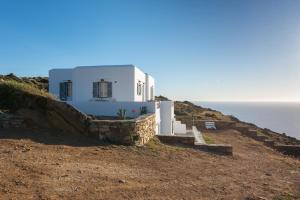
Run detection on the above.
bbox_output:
[137,81,142,96]
[59,81,72,101]
[93,80,112,99]
[150,86,154,100]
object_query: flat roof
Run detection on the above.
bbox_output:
[75,64,135,69]
[50,64,152,77]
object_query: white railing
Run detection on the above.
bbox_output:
[192,126,205,144]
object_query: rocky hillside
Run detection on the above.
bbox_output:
[176,100,300,145]
[156,96,234,121]
[156,96,300,145]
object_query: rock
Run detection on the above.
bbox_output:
[15,180,26,186]
[118,179,126,184]
[265,172,272,176]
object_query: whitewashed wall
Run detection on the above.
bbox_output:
[146,74,155,101]
[71,101,157,118]
[49,65,156,103]
[49,69,73,100]
[173,120,187,134]
[159,101,175,135]
[73,66,135,102]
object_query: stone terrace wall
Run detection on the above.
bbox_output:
[157,135,195,146]
[274,145,300,158]
[88,113,156,145]
[157,135,233,156]
[194,144,233,156]
[236,125,300,158]
[0,114,25,129]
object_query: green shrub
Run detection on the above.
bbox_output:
[256,131,265,136]
[140,106,147,115]
[117,108,127,120]
[203,135,214,144]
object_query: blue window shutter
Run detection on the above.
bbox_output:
[60,82,66,100]
[67,82,72,97]
[108,82,112,97]
[93,82,98,98]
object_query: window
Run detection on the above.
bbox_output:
[59,81,72,101]
[150,86,154,100]
[93,80,112,98]
[137,81,142,96]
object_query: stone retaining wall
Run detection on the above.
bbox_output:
[0,117,25,129]
[157,135,195,146]
[1,98,156,146]
[236,125,300,158]
[47,100,156,145]
[157,135,233,156]
[194,144,233,156]
[273,145,300,158]
[88,113,156,145]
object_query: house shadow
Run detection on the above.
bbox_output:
[0,128,111,147]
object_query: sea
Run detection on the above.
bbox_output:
[194,102,300,140]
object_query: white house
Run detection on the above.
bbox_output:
[49,65,198,138]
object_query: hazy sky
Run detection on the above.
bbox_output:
[0,0,299,101]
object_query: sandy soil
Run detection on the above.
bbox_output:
[0,129,299,200]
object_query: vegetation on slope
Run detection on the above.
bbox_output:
[0,78,52,111]
[0,74,82,134]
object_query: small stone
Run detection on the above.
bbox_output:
[2,188,9,193]
[118,179,126,184]
[265,172,272,176]
[15,180,26,186]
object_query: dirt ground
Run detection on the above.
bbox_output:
[0,129,299,200]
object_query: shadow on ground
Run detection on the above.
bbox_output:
[0,129,110,147]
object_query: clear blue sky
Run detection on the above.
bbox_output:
[1,0,299,101]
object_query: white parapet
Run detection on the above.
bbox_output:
[70,101,161,135]
[174,120,187,134]
[70,101,157,118]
